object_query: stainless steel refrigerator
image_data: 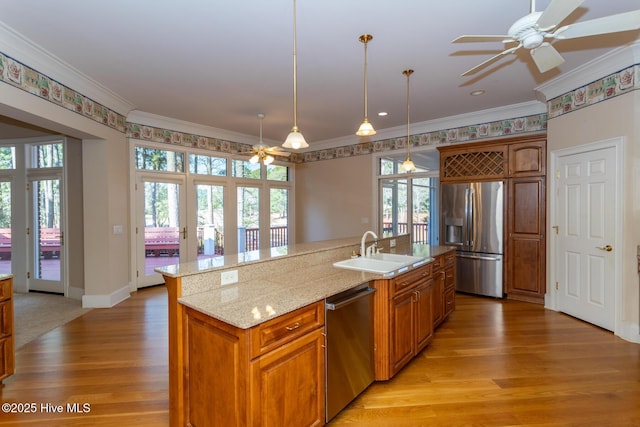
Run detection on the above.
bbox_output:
[440,181,504,298]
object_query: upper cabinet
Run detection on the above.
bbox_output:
[508,139,546,177]
[438,135,546,182]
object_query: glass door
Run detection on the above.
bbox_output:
[28,176,64,293]
[195,183,224,260]
[137,177,186,287]
[0,179,11,275]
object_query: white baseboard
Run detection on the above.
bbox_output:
[81,284,130,308]
[616,321,640,344]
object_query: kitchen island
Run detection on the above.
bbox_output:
[159,235,455,426]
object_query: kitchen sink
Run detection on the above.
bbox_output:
[333,253,431,276]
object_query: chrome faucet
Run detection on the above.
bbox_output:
[360,230,378,258]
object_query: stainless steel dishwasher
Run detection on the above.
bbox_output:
[325,283,376,422]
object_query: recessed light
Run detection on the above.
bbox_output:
[470,90,485,96]
[378,112,388,116]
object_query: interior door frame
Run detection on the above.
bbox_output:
[547,137,624,332]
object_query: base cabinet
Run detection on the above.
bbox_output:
[183,301,325,427]
[432,252,456,328]
[0,276,14,383]
[374,262,437,381]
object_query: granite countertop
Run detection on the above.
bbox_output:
[176,244,456,329]
[157,237,360,278]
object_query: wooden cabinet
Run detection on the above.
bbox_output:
[439,135,546,303]
[507,177,546,302]
[432,252,456,328]
[508,139,545,177]
[373,263,434,381]
[0,276,14,383]
[182,301,325,427]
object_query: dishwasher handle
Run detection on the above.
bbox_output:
[326,287,376,310]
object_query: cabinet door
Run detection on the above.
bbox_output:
[390,292,415,374]
[508,140,546,177]
[432,268,444,327]
[507,177,546,301]
[251,328,325,427]
[415,282,434,352]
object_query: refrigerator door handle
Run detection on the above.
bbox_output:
[468,187,475,247]
[457,253,501,261]
[464,187,470,247]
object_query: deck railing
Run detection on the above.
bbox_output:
[383,222,429,244]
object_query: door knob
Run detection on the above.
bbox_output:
[596,245,613,252]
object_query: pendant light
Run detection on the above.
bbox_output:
[356,34,376,136]
[400,69,416,173]
[282,0,308,149]
[250,113,275,165]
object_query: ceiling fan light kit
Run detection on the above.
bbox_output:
[356,34,376,137]
[453,0,640,76]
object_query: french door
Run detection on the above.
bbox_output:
[136,176,186,288]
[28,174,64,294]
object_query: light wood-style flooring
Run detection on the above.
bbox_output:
[1,285,639,426]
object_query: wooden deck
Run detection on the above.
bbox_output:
[1,288,639,426]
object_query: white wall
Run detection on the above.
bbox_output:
[0,82,131,307]
[547,90,640,342]
[295,154,375,242]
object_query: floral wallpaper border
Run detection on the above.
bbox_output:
[128,113,548,164]
[0,52,127,132]
[2,47,637,165]
[547,64,638,119]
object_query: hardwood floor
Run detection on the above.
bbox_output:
[1,286,639,426]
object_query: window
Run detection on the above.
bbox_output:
[232,159,260,179]
[378,151,440,245]
[266,164,289,181]
[189,154,227,176]
[31,143,63,168]
[0,147,16,169]
[135,147,184,172]
[270,188,289,247]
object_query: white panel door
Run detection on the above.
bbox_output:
[556,145,617,330]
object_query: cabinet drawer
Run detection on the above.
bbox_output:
[0,279,11,303]
[392,264,431,296]
[444,252,456,266]
[249,301,324,359]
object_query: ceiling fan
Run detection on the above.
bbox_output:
[453,0,640,76]
[249,114,291,165]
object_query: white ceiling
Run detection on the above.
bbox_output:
[1,0,639,146]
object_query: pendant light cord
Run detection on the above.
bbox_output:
[292,0,299,130]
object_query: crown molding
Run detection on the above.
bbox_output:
[535,41,640,102]
[126,110,279,147]
[306,100,546,151]
[0,21,135,115]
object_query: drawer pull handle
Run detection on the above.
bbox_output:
[285,322,301,331]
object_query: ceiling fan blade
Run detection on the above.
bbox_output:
[530,42,565,73]
[536,0,584,30]
[452,35,512,43]
[460,45,521,76]
[265,147,291,157]
[552,10,640,40]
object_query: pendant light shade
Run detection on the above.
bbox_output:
[356,34,376,137]
[282,0,308,149]
[399,69,416,173]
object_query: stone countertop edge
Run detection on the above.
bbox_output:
[177,244,456,329]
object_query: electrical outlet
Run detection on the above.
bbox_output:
[221,269,238,286]
[390,239,396,248]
